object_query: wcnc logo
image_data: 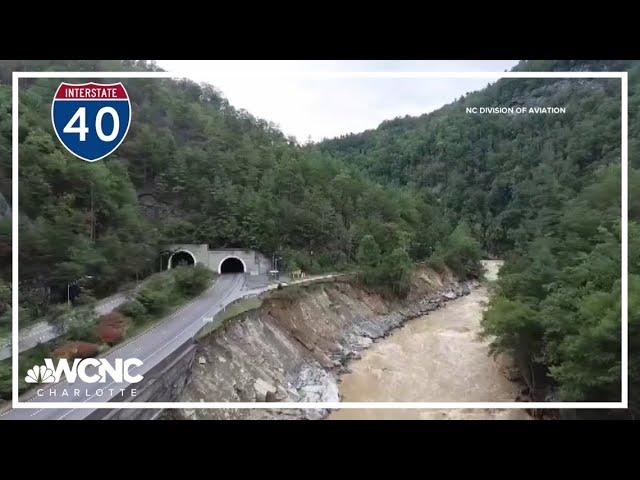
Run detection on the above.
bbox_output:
[25,358,144,384]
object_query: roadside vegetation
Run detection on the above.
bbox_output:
[355,220,483,297]
[0,60,637,416]
[0,265,214,400]
[318,61,639,416]
[0,62,468,328]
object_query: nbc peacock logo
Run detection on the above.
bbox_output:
[23,358,144,385]
[25,365,56,384]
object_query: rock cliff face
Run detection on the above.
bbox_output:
[165,267,476,420]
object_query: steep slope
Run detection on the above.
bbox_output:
[0,60,636,416]
[168,267,474,420]
[317,60,636,254]
[316,60,639,417]
[0,60,452,320]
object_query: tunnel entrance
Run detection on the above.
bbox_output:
[219,257,245,274]
[169,250,195,269]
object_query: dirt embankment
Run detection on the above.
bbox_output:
[166,267,476,420]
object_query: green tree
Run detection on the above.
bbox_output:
[356,234,381,267]
[439,221,483,279]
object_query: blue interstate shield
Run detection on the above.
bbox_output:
[51,82,131,162]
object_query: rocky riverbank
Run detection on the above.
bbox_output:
[329,283,530,419]
[165,266,476,420]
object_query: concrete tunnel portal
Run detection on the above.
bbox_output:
[165,245,270,276]
[168,249,196,269]
[168,251,247,274]
[218,256,246,274]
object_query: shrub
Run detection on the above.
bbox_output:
[48,303,73,326]
[96,325,123,345]
[425,244,446,273]
[432,221,483,279]
[173,264,214,296]
[281,249,323,274]
[356,234,381,268]
[18,305,40,327]
[317,251,347,271]
[62,307,98,342]
[117,299,148,324]
[135,266,213,317]
[53,341,100,360]
[136,277,174,315]
[356,234,413,298]
[65,323,97,343]
[98,311,127,328]
[74,293,97,306]
[270,285,304,302]
[380,247,413,297]
[95,311,128,345]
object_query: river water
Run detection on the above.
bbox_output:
[329,261,530,420]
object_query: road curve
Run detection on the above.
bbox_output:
[1,273,247,420]
[1,272,341,420]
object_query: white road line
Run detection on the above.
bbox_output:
[57,409,76,420]
[48,276,244,419]
[9,273,316,419]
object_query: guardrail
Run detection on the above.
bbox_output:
[194,272,350,340]
[196,294,263,340]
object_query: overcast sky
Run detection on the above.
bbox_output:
[156,60,519,142]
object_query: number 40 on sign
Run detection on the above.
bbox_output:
[51,82,132,162]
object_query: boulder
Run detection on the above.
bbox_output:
[254,378,277,400]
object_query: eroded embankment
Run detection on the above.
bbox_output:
[166,267,475,420]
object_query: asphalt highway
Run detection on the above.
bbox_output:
[1,272,340,420]
[1,273,247,420]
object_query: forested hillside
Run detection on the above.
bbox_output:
[317,60,639,417]
[0,60,465,329]
[0,60,635,416]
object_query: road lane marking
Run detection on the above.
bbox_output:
[7,274,339,419]
[47,277,244,418]
[5,280,234,418]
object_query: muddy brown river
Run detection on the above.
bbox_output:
[329,261,530,420]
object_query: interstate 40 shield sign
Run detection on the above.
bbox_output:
[51,82,131,162]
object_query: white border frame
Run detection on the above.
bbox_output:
[11,70,628,411]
